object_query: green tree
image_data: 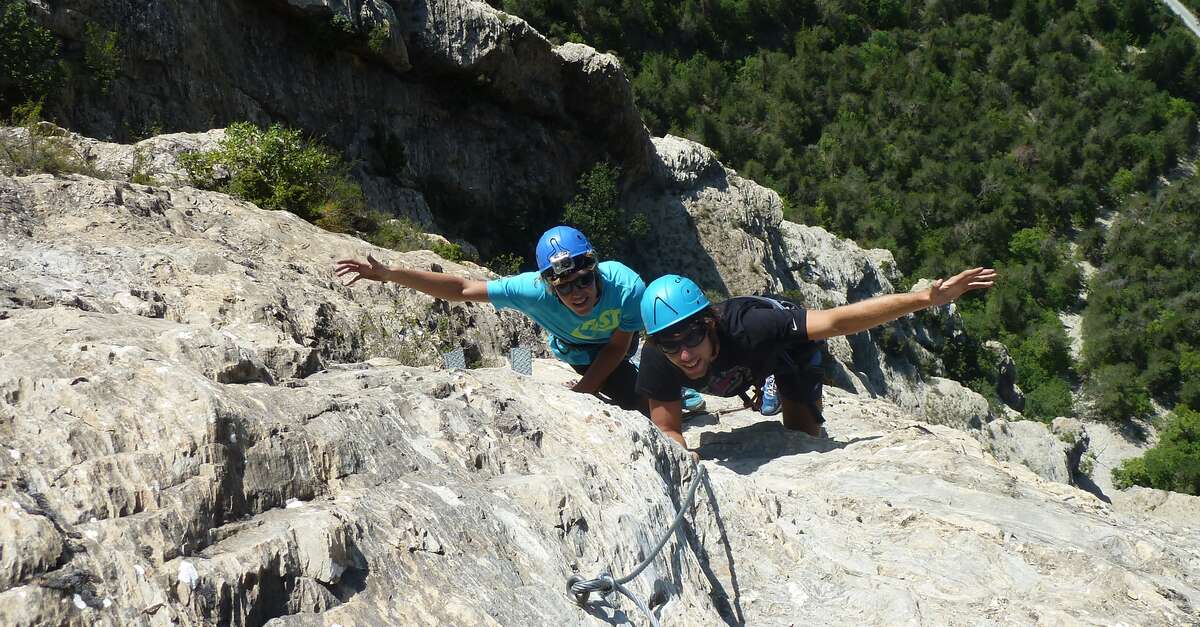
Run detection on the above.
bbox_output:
[0,0,59,115]
[1112,407,1200,495]
[561,161,649,258]
[82,22,121,94]
[1087,363,1153,422]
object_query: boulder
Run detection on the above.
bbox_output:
[980,419,1074,485]
[984,340,1025,412]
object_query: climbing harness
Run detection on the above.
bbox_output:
[566,462,709,627]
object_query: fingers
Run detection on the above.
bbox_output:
[367,253,380,267]
[334,258,369,286]
[959,267,997,291]
[334,257,373,285]
[934,267,998,299]
[956,267,997,280]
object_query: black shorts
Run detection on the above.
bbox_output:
[771,342,825,404]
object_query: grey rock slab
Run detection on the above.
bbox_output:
[0,307,728,625]
[4,301,1200,625]
[1082,418,1158,497]
[680,387,1200,626]
[979,419,1074,485]
[0,173,544,376]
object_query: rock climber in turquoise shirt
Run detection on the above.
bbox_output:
[335,225,702,416]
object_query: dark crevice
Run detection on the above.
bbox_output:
[192,534,369,624]
[215,358,276,385]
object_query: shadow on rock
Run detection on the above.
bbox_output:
[581,600,633,626]
[683,412,723,428]
[1115,419,1152,444]
[1073,470,1113,504]
[683,471,746,625]
[696,422,880,475]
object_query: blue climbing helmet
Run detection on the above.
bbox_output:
[641,275,711,335]
[536,225,596,278]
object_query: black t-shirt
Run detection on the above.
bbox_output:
[637,297,813,401]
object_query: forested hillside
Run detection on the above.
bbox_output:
[501,0,1200,423]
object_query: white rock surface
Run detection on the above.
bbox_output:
[0,168,544,375]
[2,162,1199,626]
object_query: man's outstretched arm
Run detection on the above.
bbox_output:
[806,267,997,341]
[335,254,491,302]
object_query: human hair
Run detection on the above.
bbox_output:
[647,305,718,343]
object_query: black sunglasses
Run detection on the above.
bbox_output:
[653,322,708,355]
[552,270,596,296]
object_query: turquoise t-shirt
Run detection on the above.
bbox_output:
[487,261,645,365]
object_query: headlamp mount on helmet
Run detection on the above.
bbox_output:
[544,251,595,280]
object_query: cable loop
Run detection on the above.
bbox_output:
[566,463,708,627]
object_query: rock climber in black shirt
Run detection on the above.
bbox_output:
[636,268,997,449]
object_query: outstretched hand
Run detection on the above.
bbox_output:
[929,267,998,306]
[334,254,388,286]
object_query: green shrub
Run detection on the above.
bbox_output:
[1023,377,1074,422]
[331,13,355,36]
[0,0,60,115]
[485,252,523,276]
[1008,227,1051,263]
[129,146,156,185]
[82,22,120,94]
[1112,407,1200,495]
[1110,168,1136,196]
[0,100,94,176]
[368,23,390,54]
[561,162,649,258]
[359,214,471,262]
[1086,363,1153,422]
[431,240,466,262]
[368,216,429,252]
[1078,452,1097,478]
[179,122,345,222]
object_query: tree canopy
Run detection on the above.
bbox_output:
[505,0,1200,421]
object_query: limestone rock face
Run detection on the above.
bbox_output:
[3,164,1200,626]
[631,135,788,297]
[33,0,654,253]
[0,171,544,376]
[985,340,1026,412]
[979,419,1076,484]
